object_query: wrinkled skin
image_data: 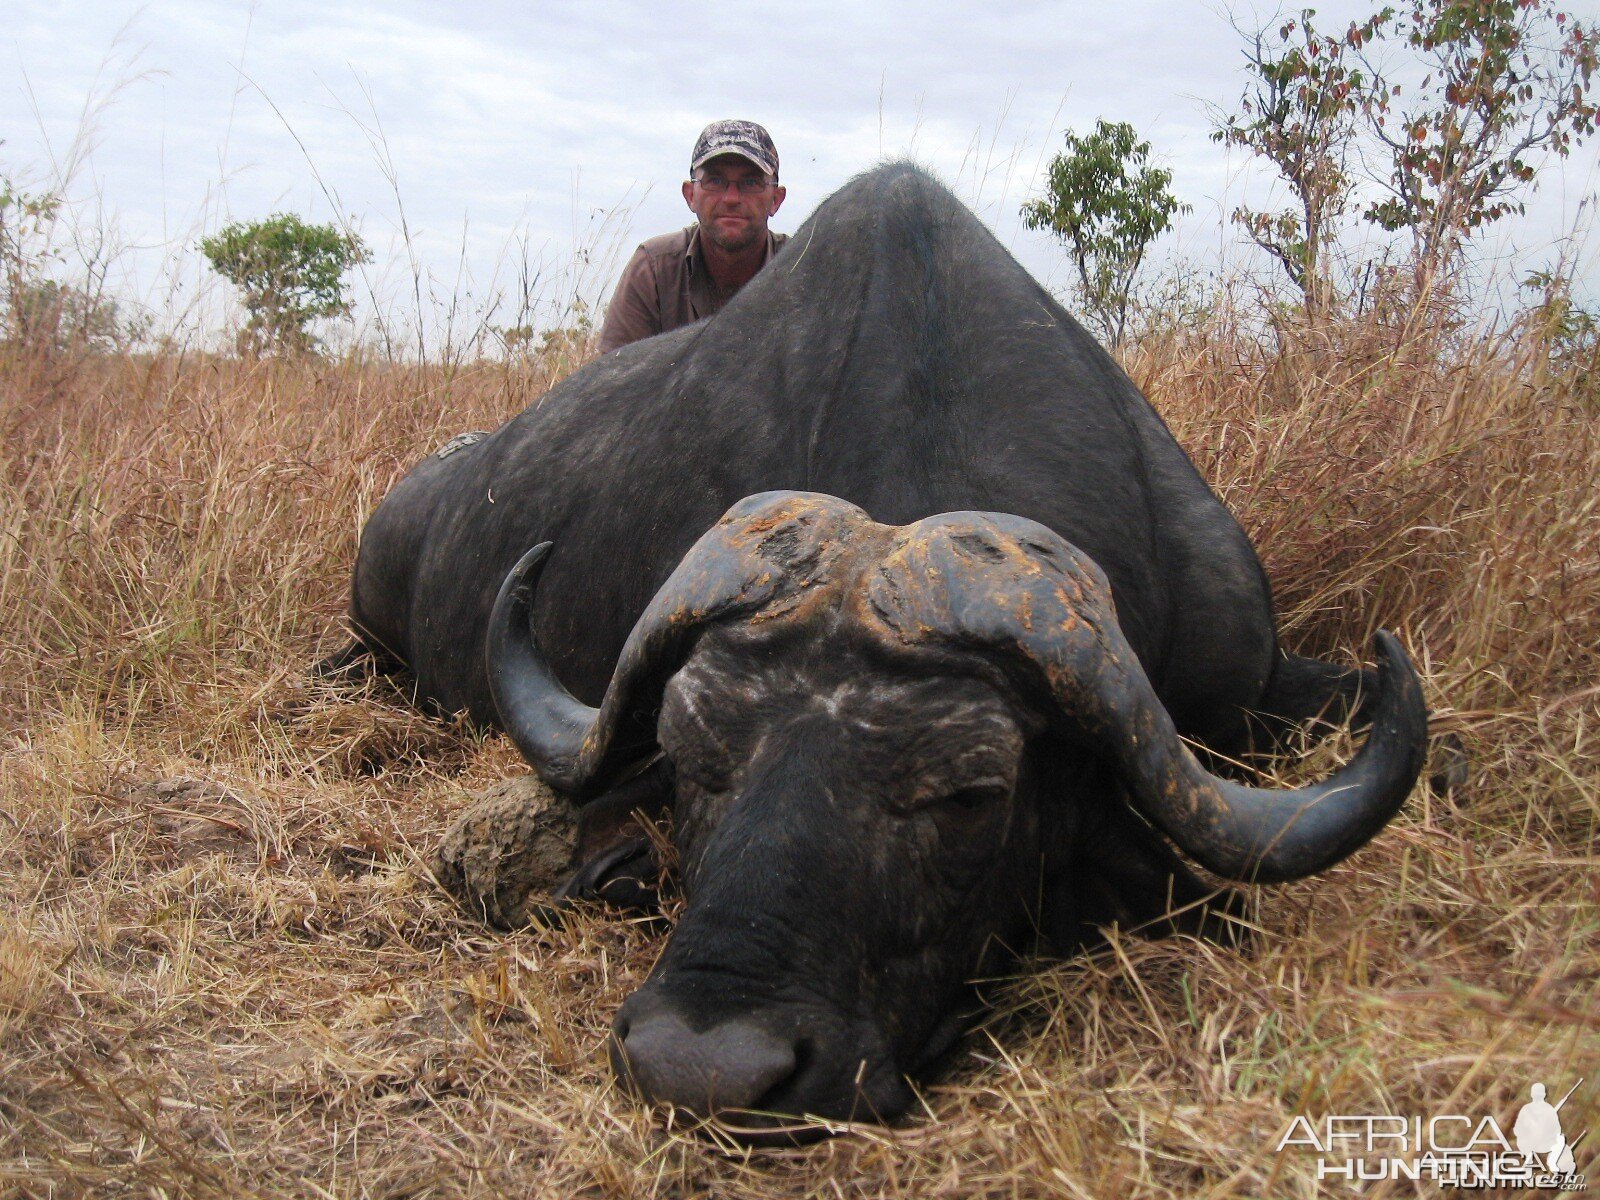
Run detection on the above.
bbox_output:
[626,628,1044,1125]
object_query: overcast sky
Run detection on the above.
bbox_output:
[7,0,1600,348]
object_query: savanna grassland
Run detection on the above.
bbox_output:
[1,300,1596,1198]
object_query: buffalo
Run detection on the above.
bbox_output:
[341,163,1427,1138]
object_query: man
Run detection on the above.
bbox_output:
[598,120,788,354]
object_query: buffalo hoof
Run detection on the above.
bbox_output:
[431,775,580,928]
[310,639,374,681]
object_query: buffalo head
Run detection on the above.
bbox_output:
[484,491,1426,1138]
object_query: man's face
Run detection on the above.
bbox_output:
[681,154,787,254]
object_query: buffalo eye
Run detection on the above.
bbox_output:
[940,784,1010,814]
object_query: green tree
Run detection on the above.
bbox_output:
[201,213,370,355]
[1022,121,1189,346]
[1522,267,1598,383]
[1211,10,1380,311]
[1,172,63,341]
[3,278,142,353]
[1354,0,1600,274]
[1,172,143,355]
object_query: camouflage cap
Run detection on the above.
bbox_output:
[690,120,779,179]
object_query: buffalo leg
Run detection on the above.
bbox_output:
[1252,651,1378,744]
[312,638,405,681]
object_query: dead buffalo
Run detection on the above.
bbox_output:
[342,162,1427,1138]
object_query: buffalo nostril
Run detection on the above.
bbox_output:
[613,1010,798,1115]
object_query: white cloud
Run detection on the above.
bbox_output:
[5,0,1596,346]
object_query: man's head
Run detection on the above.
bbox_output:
[682,120,786,255]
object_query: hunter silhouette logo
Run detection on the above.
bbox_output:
[1515,1081,1581,1176]
[1276,1077,1589,1190]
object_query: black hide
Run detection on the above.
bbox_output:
[351,162,1279,756]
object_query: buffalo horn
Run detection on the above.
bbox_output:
[486,492,870,799]
[1079,627,1425,883]
[871,514,1427,884]
[485,542,613,794]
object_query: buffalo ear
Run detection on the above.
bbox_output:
[556,836,660,912]
[556,758,676,913]
[1036,772,1254,954]
[432,758,674,929]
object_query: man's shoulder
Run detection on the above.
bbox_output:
[632,227,696,260]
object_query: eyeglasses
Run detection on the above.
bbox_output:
[692,175,774,195]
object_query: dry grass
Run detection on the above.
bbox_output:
[0,308,1595,1198]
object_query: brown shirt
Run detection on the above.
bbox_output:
[598,225,789,354]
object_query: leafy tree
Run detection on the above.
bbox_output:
[1,172,63,337]
[1,171,142,355]
[1522,268,1598,381]
[495,300,596,372]
[1022,121,1189,346]
[1353,0,1600,273]
[1,176,59,262]
[201,213,370,355]
[3,278,143,353]
[1211,10,1379,311]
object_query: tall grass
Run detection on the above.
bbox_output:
[0,296,1595,1196]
